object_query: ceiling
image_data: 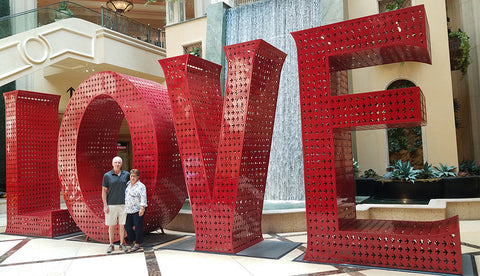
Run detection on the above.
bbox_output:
[37,0,167,29]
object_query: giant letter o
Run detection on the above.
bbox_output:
[58,71,187,242]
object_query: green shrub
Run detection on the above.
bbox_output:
[417,162,440,179]
[361,169,379,178]
[434,163,457,177]
[459,160,479,176]
[384,160,419,183]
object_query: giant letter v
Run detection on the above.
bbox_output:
[160,39,286,253]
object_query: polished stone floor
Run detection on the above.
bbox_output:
[0,198,479,276]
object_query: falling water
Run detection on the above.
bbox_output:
[225,0,344,200]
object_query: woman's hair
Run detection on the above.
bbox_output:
[130,168,140,176]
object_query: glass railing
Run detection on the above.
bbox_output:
[234,0,263,6]
[0,1,165,48]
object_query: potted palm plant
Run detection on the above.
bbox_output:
[55,1,73,20]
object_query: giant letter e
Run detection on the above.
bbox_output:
[291,5,462,274]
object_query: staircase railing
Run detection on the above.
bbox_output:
[0,1,165,48]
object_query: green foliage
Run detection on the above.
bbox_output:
[381,160,459,185]
[361,169,379,178]
[189,47,201,57]
[385,160,420,183]
[453,98,461,128]
[387,127,422,154]
[412,126,422,136]
[388,128,408,152]
[55,1,73,17]
[449,29,471,76]
[386,0,404,11]
[459,160,479,176]
[352,158,379,178]
[388,80,416,90]
[386,80,422,164]
[353,158,360,178]
[413,138,422,147]
[417,162,440,179]
[434,163,457,177]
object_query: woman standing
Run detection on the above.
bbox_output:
[125,169,147,252]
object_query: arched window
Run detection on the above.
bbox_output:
[387,79,423,168]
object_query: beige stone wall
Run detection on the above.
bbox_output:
[165,17,207,58]
[347,0,458,175]
[166,210,308,233]
[458,0,480,163]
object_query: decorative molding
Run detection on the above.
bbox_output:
[41,27,95,60]
[0,42,31,80]
[22,36,50,64]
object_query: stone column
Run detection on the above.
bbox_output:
[205,2,230,95]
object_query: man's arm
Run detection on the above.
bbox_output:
[102,186,109,213]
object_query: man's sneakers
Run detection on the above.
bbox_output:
[106,243,141,253]
[106,244,129,253]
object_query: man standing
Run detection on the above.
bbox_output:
[102,156,130,253]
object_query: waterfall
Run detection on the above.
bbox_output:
[225,0,343,200]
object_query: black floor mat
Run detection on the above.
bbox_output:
[294,253,477,275]
[162,236,301,260]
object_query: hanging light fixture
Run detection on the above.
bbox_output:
[106,0,133,13]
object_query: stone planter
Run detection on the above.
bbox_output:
[442,176,480,198]
[355,176,480,200]
[374,179,443,200]
[355,178,379,196]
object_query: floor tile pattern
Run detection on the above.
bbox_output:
[0,226,477,276]
[0,199,478,275]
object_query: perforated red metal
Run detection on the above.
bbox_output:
[291,5,462,274]
[4,90,79,237]
[159,39,287,253]
[57,71,187,243]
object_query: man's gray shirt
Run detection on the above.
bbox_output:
[102,170,130,205]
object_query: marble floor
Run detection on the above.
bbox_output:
[0,199,479,276]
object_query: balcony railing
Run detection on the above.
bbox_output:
[0,1,165,48]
